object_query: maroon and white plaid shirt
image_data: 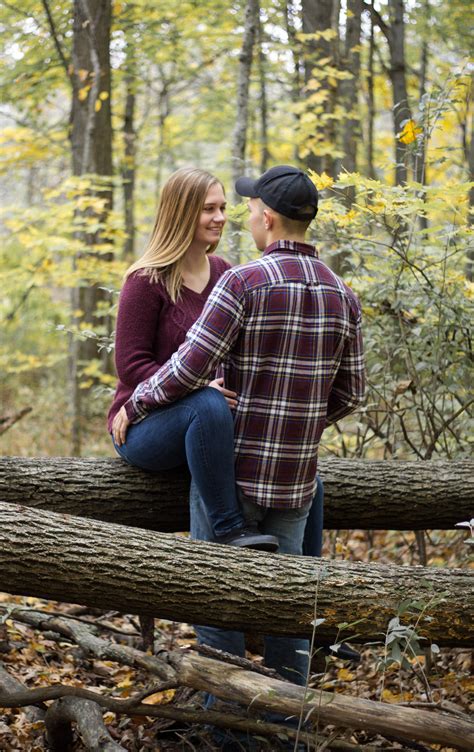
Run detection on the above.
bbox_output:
[125,240,365,508]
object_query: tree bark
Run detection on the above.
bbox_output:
[0,456,471,531]
[0,503,472,646]
[301,0,336,176]
[122,68,136,261]
[70,0,113,454]
[340,0,362,182]
[45,696,125,751]
[229,0,259,264]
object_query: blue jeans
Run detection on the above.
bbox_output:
[112,387,244,538]
[191,483,318,686]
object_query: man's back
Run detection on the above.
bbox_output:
[215,240,364,507]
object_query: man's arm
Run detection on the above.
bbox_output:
[326,309,365,426]
[123,270,245,423]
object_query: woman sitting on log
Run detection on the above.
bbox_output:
[108,167,278,551]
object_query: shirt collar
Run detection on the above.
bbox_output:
[263,240,319,259]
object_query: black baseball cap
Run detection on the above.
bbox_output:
[235,165,318,221]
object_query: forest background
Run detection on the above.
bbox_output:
[0,2,473,749]
[1,0,472,464]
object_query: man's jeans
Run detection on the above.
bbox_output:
[191,483,322,685]
[112,387,244,537]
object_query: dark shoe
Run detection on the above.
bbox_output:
[325,642,361,662]
[217,526,279,552]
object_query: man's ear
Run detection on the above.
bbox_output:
[263,208,273,231]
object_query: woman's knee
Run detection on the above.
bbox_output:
[188,387,233,430]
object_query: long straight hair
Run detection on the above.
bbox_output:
[125,167,224,302]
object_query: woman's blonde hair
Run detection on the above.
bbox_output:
[125,167,224,302]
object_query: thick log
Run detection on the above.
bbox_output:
[0,455,472,530]
[0,503,472,647]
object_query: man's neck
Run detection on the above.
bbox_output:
[265,231,308,246]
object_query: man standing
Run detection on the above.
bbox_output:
[114,165,365,684]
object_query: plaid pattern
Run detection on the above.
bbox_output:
[125,241,365,508]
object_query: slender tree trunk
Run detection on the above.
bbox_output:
[0,456,472,532]
[284,0,302,163]
[387,0,411,185]
[155,79,170,200]
[122,65,136,261]
[0,503,472,646]
[366,0,376,179]
[70,0,113,455]
[414,3,429,233]
[257,15,270,172]
[465,93,474,278]
[340,0,362,184]
[301,0,336,176]
[229,0,259,264]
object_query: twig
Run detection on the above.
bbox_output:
[193,644,281,679]
[0,407,32,436]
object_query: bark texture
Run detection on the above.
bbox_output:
[0,503,472,646]
[0,455,472,531]
[45,696,125,751]
[70,0,114,454]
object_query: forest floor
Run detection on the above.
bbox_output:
[0,528,472,751]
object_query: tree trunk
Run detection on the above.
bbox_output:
[387,0,411,185]
[340,0,362,182]
[0,503,472,646]
[70,0,113,454]
[122,70,136,261]
[301,0,336,176]
[284,0,302,163]
[0,456,471,531]
[257,15,270,173]
[366,0,376,179]
[229,0,259,264]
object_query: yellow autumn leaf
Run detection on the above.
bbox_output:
[95,99,102,112]
[78,68,89,82]
[309,171,334,191]
[142,689,176,705]
[99,91,109,100]
[78,86,90,101]
[398,119,423,145]
[337,668,355,681]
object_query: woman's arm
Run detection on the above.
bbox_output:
[114,273,164,388]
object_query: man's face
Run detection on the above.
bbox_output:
[248,198,267,250]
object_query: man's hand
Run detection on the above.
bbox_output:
[208,377,238,409]
[112,406,131,446]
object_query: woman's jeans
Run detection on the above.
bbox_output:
[112,387,244,538]
[191,477,324,686]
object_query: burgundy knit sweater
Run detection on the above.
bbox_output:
[107,254,231,432]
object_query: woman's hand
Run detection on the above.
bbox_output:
[112,406,131,446]
[208,377,238,409]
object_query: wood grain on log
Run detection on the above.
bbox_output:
[0,503,472,647]
[0,455,472,530]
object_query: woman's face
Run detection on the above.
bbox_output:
[193,183,227,247]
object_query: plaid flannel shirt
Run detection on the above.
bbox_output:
[124,241,365,508]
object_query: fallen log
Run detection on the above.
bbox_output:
[0,455,472,530]
[0,503,472,646]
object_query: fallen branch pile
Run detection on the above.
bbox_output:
[1,605,472,751]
